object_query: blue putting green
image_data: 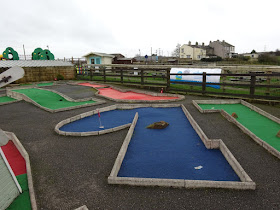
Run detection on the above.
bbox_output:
[61,107,240,181]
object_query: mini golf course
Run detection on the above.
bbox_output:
[198,103,280,152]
[0,96,17,104]
[1,141,31,209]
[12,88,97,110]
[78,82,180,101]
[60,107,240,181]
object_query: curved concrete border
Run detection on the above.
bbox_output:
[192,99,280,159]
[55,104,181,136]
[107,104,255,190]
[0,93,21,106]
[5,86,106,113]
[4,131,37,210]
[68,81,185,103]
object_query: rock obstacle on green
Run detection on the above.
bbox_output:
[12,88,96,110]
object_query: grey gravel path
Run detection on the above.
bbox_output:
[0,84,279,210]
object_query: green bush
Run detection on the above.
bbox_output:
[258,54,279,64]
[56,74,64,80]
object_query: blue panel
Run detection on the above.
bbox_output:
[95,57,101,64]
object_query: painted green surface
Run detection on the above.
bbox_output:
[7,174,31,210]
[0,96,17,103]
[13,88,96,110]
[199,104,280,151]
[19,84,32,86]
[37,82,53,87]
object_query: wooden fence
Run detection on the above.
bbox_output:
[76,64,280,100]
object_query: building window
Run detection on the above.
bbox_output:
[186,55,191,58]
[181,48,184,53]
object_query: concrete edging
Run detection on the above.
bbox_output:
[55,104,181,136]
[108,104,255,190]
[4,131,37,210]
[6,87,106,113]
[192,99,280,159]
[0,93,21,106]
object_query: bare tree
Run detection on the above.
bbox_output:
[172,43,181,57]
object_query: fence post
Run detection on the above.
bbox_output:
[90,67,93,81]
[141,69,144,86]
[74,65,77,79]
[202,72,206,93]
[120,69,123,84]
[103,66,106,82]
[166,68,170,90]
[265,71,272,95]
[250,74,256,96]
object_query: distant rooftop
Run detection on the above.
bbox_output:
[83,52,115,58]
[0,60,73,68]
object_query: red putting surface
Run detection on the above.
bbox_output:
[78,83,107,88]
[1,140,26,176]
[97,87,178,100]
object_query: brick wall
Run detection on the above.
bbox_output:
[16,66,75,83]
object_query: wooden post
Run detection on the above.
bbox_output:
[90,67,93,81]
[103,66,106,82]
[250,74,256,96]
[120,69,123,84]
[166,68,170,90]
[202,72,206,93]
[222,74,226,93]
[141,69,144,86]
[74,65,77,79]
[265,71,272,95]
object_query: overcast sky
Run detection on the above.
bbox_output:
[1,0,279,59]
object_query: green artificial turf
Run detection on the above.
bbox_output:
[7,174,31,210]
[0,96,17,103]
[37,82,54,87]
[199,104,280,151]
[13,88,96,110]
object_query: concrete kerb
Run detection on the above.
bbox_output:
[74,205,89,210]
[6,87,106,113]
[55,105,125,136]
[4,131,37,210]
[0,92,21,106]
[193,99,280,160]
[109,112,139,178]
[108,104,255,190]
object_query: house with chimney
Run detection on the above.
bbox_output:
[209,40,235,58]
[179,42,205,60]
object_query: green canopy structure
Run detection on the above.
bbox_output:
[32,48,55,60]
[2,47,19,60]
